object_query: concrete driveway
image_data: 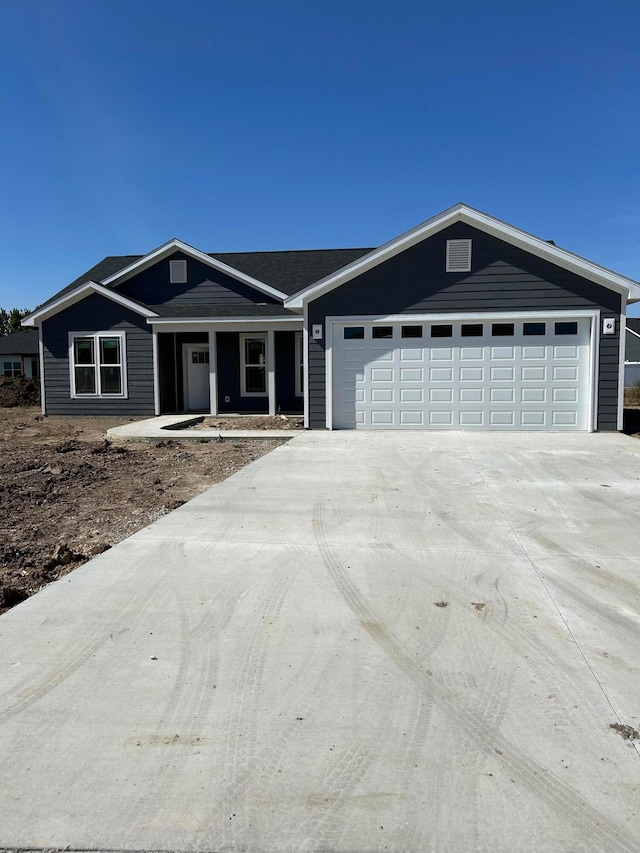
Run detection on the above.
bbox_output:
[1,431,640,852]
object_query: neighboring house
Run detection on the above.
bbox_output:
[0,329,40,379]
[625,318,640,387]
[23,203,640,431]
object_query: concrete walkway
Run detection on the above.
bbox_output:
[1,431,640,852]
[107,414,303,441]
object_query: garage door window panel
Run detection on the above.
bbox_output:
[524,322,546,336]
[555,322,578,335]
[461,324,484,337]
[431,325,452,338]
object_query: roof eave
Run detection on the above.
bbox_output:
[23,282,159,326]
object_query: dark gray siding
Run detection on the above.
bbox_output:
[42,294,154,416]
[216,333,268,414]
[117,252,281,307]
[275,331,303,414]
[308,223,622,430]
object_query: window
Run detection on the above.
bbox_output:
[523,322,546,336]
[461,323,483,337]
[169,259,187,283]
[295,332,304,397]
[240,334,267,396]
[492,323,514,337]
[344,327,364,339]
[372,326,393,339]
[2,361,21,377]
[555,321,578,335]
[431,324,452,338]
[446,239,472,272]
[69,333,126,397]
[402,325,422,338]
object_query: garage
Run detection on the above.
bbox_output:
[331,315,593,430]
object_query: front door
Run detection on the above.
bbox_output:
[184,345,210,411]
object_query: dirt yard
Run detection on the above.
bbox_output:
[192,414,304,430]
[0,407,282,613]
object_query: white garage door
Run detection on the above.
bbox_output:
[331,317,592,430]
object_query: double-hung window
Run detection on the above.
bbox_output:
[240,334,267,396]
[70,332,127,397]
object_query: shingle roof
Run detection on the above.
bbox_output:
[0,328,39,355]
[36,247,373,313]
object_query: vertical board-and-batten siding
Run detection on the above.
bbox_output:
[42,293,154,415]
[307,223,622,430]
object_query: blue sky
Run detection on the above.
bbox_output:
[1,0,639,313]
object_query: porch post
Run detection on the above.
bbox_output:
[208,329,218,415]
[267,329,276,416]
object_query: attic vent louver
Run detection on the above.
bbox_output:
[446,239,472,272]
[170,259,187,283]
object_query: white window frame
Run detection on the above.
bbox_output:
[169,259,187,283]
[68,331,128,399]
[240,333,268,397]
[446,239,472,272]
[295,331,304,397]
[2,360,22,377]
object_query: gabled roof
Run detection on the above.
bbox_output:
[30,247,373,318]
[0,328,39,354]
[284,203,640,308]
[101,239,289,302]
[23,282,158,327]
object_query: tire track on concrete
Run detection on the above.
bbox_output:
[0,563,172,725]
[213,543,308,849]
[313,497,640,853]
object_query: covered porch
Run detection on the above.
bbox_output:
[153,321,304,416]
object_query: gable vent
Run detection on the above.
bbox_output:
[446,239,472,272]
[169,259,187,283]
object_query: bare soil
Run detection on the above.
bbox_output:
[0,407,282,613]
[192,414,304,431]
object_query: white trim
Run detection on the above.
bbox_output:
[23,282,158,326]
[284,203,640,309]
[182,343,211,411]
[148,316,301,326]
[325,319,333,429]
[239,333,268,397]
[325,309,599,432]
[208,330,218,416]
[267,329,276,416]
[38,329,45,415]
[626,326,640,340]
[303,305,309,429]
[294,331,304,398]
[446,238,472,272]
[68,331,128,399]
[152,329,160,415]
[101,238,288,301]
[618,305,626,430]
[589,314,599,432]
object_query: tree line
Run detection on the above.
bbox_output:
[0,308,32,336]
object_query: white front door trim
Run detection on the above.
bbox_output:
[182,343,210,411]
[326,309,599,431]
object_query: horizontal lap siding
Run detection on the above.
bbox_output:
[43,294,154,416]
[307,223,622,430]
[117,252,281,307]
